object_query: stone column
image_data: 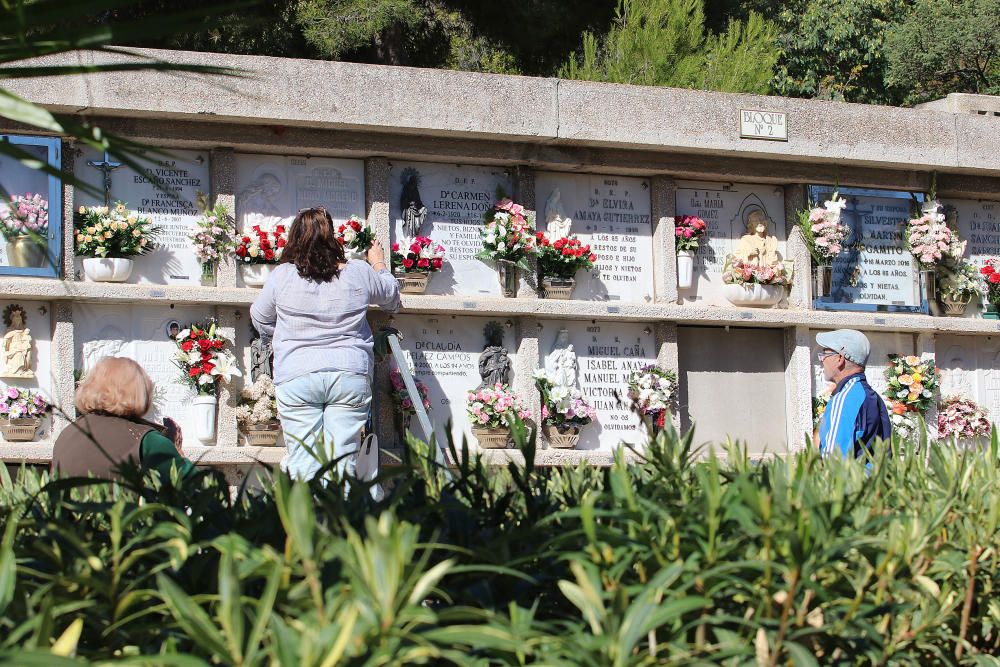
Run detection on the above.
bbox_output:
[365,159,396,450]
[651,176,678,304]
[369,311,397,452]
[61,140,78,280]
[50,302,76,436]
[784,326,814,451]
[655,321,680,428]
[366,158,391,251]
[214,308,239,448]
[210,147,238,288]
[513,165,538,298]
[917,332,938,440]
[784,184,810,309]
[514,316,542,447]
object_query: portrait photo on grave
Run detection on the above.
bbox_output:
[165,320,181,340]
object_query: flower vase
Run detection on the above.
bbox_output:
[191,395,217,444]
[676,250,694,289]
[812,264,832,299]
[200,262,217,286]
[241,423,281,446]
[396,271,430,294]
[941,295,971,317]
[6,235,47,268]
[542,277,575,299]
[722,283,784,308]
[542,424,580,449]
[242,263,273,287]
[471,426,510,449]
[497,260,519,297]
[82,257,134,282]
[0,417,41,442]
[985,304,1000,320]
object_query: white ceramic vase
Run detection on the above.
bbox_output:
[676,250,694,289]
[82,257,134,282]
[723,283,784,308]
[191,395,218,444]
[242,263,274,287]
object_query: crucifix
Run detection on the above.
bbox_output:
[87,150,122,207]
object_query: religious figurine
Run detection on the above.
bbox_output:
[399,168,428,240]
[544,328,578,389]
[249,325,274,382]
[544,188,572,240]
[477,321,511,390]
[733,210,781,267]
[1,304,34,378]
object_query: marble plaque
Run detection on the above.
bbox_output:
[811,330,915,399]
[813,189,920,308]
[389,162,512,296]
[235,154,365,231]
[540,320,656,450]
[75,304,212,426]
[391,315,516,450]
[675,181,786,306]
[937,335,1000,425]
[0,145,50,267]
[74,147,210,284]
[948,198,999,271]
[535,173,654,301]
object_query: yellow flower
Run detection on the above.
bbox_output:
[78,206,86,214]
[908,392,919,402]
[103,231,112,239]
[87,226,96,234]
[911,372,922,383]
[84,235,93,243]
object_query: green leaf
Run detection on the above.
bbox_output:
[156,575,231,662]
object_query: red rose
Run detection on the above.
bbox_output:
[554,238,566,249]
[181,340,194,352]
[242,236,250,243]
[417,258,430,269]
[236,246,247,257]
[350,220,361,232]
[276,238,286,248]
[198,339,212,352]
[201,352,213,362]
[188,367,201,378]
[201,361,215,374]
[990,273,1000,284]
[214,339,224,350]
[536,231,545,240]
[588,254,597,262]
[431,257,443,270]
[982,266,994,275]
[410,243,421,254]
[403,258,414,269]
[542,238,550,246]
[251,226,261,234]
[275,225,286,234]
[392,243,400,252]
[264,249,275,261]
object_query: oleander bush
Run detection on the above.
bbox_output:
[1,426,999,665]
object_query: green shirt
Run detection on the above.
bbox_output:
[140,430,196,480]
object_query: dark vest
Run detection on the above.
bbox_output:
[51,413,158,480]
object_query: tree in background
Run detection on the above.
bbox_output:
[885,0,1000,105]
[558,0,778,94]
[770,0,910,105]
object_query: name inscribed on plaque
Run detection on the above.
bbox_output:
[390,163,512,296]
[75,148,209,284]
[534,172,653,301]
[739,109,788,141]
[949,198,999,270]
[825,193,919,308]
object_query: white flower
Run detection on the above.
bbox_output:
[497,242,506,252]
[209,352,242,384]
[342,227,358,243]
[176,328,190,341]
[824,194,847,216]
[186,350,204,365]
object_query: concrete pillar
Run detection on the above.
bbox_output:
[366,157,391,252]
[50,302,76,435]
[917,332,937,440]
[785,326,814,451]
[61,140,77,280]
[214,308,239,448]
[514,316,542,446]
[369,311,397,451]
[784,184,810,309]
[651,176,678,304]
[210,147,238,288]
[655,321,680,428]
[513,165,539,298]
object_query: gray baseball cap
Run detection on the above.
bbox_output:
[816,329,870,366]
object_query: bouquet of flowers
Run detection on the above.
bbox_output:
[627,365,677,430]
[390,368,431,415]
[534,370,596,428]
[884,354,938,417]
[1,193,48,241]
[937,396,991,440]
[75,202,159,258]
[889,405,920,440]
[466,383,532,429]
[236,375,278,429]
[477,197,535,268]
[721,257,790,286]
[905,200,965,269]
[174,320,241,395]
[798,192,848,263]
[189,194,234,274]
[979,259,1000,308]
[937,260,980,303]
[335,216,376,256]
[674,215,708,253]
[391,236,445,274]
[534,232,596,280]
[0,387,50,420]
[235,224,286,265]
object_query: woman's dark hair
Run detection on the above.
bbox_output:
[282,207,346,282]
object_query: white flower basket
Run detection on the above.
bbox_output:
[723,283,784,308]
[543,424,580,449]
[242,263,274,287]
[82,257,133,282]
[0,417,41,442]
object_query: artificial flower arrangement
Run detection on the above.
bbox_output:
[0,386,50,421]
[466,383,532,430]
[626,365,678,432]
[234,223,286,264]
[674,215,708,253]
[937,396,992,441]
[390,368,432,416]
[391,236,446,274]
[189,193,234,283]
[936,260,981,313]
[905,200,965,269]
[798,192,849,264]
[534,233,597,279]
[721,257,791,286]
[884,354,938,439]
[534,370,596,429]
[173,320,242,396]
[1,193,48,243]
[75,202,159,258]
[236,375,279,430]
[979,259,1000,312]
[335,215,376,258]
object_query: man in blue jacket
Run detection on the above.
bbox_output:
[816,329,891,459]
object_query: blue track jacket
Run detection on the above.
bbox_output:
[818,372,891,459]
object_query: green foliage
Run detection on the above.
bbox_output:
[559,0,778,94]
[885,0,1000,105]
[1,426,1000,663]
[771,0,910,104]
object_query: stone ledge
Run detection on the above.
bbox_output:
[380,446,645,467]
[0,443,284,466]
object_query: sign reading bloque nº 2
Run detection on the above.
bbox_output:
[739,109,787,141]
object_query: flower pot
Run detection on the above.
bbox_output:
[200,262,217,286]
[242,263,274,287]
[542,424,580,449]
[985,305,1000,320]
[5,235,47,268]
[542,277,575,300]
[722,283,784,308]
[812,264,832,299]
[0,417,41,442]
[940,295,971,317]
[396,271,430,294]
[82,257,133,282]
[676,250,694,289]
[497,260,519,298]
[191,395,217,444]
[471,426,510,449]
[241,423,281,446]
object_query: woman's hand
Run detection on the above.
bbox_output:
[367,240,388,270]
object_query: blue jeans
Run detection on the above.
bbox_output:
[275,370,371,481]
